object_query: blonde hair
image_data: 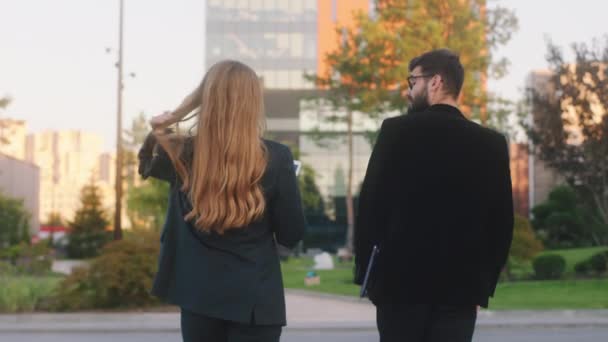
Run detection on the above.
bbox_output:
[156,60,267,234]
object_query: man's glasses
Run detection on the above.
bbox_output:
[407,74,434,89]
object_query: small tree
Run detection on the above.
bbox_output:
[299,164,328,225]
[0,191,31,248]
[123,112,150,187]
[66,180,111,258]
[127,178,170,231]
[0,96,12,145]
[45,212,64,226]
[532,185,599,248]
[44,212,64,247]
[507,214,543,279]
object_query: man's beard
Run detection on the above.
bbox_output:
[408,88,430,112]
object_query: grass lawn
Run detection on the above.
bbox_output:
[491,279,608,310]
[0,275,63,313]
[540,246,608,273]
[281,247,608,309]
[510,246,608,278]
[281,257,360,297]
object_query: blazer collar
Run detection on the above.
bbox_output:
[408,104,467,120]
[427,104,467,120]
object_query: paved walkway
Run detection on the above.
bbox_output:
[1,291,607,332]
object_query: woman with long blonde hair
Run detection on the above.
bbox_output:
[138,60,306,342]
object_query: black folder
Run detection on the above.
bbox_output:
[359,245,380,298]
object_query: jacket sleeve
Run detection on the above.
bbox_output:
[270,145,307,249]
[137,131,178,184]
[487,135,515,296]
[354,119,395,285]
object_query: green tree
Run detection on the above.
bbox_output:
[532,186,600,248]
[0,96,12,145]
[0,191,31,248]
[44,212,64,248]
[510,215,544,261]
[66,180,111,258]
[123,112,150,187]
[525,38,608,246]
[44,212,64,226]
[123,113,172,231]
[275,140,328,224]
[306,0,518,252]
[299,164,327,224]
[127,178,170,231]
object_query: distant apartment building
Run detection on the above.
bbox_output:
[25,130,112,224]
[0,153,40,235]
[0,118,27,160]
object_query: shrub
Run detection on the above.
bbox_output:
[509,215,544,262]
[66,231,111,259]
[574,259,592,275]
[533,254,566,280]
[0,276,61,313]
[54,230,161,310]
[0,242,53,276]
[0,261,16,275]
[574,251,608,276]
[589,252,608,273]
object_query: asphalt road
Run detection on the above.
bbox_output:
[2,327,608,342]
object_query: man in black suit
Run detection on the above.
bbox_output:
[354,49,514,342]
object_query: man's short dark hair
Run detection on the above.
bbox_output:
[408,49,464,98]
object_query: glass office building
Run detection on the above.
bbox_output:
[206,0,318,89]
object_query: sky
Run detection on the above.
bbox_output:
[1,0,607,152]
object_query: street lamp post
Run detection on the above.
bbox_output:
[113,0,124,240]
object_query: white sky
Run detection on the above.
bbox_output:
[1,0,607,152]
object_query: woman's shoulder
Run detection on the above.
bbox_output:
[262,139,294,163]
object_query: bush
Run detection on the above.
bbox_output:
[575,251,608,276]
[66,231,111,259]
[533,254,566,280]
[0,276,61,313]
[0,242,53,276]
[54,230,161,310]
[531,186,598,249]
[574,259,592,275]
[0,261,16,275]
[509,215,544,262]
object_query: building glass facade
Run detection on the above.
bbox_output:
[206,0,318,89]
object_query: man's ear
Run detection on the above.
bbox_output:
[430,74,442,91]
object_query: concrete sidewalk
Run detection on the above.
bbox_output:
[1,291,608,333]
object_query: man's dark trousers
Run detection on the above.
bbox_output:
[376,303,477,342]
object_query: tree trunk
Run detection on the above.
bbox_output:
[345,109,355,253]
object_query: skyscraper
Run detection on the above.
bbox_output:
[205,0,370,89]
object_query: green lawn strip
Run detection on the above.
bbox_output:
[540,246,608,273]
[490,279,608,310]
[511,246,608,278]
[0,276,63,312]
[281,256,608,310]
